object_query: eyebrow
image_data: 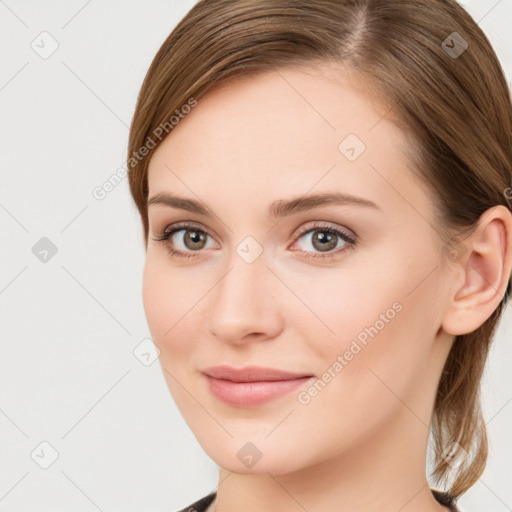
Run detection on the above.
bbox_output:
[146,191,380,219]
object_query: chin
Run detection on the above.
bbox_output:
[197,434,312,476]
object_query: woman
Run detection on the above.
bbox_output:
[127,1,512,510]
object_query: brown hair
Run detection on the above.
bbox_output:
[127,0,512,498]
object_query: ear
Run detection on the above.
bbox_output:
[441,205,512,336]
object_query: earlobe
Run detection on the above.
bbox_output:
[441,205,512,336]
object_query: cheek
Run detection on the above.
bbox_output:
[277,259,406,350]
[142,252,221,395]
[295,261,436,413]
[142,251,200,335]
[142,256,200,408]
[142,254,197,356]
[142,256,169,340]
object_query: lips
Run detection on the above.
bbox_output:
[202,365,315,407]
[202,365,314,382]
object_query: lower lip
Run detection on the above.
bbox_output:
[204,375,314,407]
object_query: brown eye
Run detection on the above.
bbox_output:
[152,222,217,260]
[309,231,338,252]
[292,223,357,260]
[180,229,208,250]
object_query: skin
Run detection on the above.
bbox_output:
[142,61,512,512]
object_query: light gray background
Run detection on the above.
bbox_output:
[0,1,511,511]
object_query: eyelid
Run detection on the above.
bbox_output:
[290,221,357,245]
[152,219,358,260]
[154,221,218,243]
[153,220,354,242]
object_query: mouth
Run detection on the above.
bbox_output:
[202,365,315,407]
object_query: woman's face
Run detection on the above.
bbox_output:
[143,62,455,475]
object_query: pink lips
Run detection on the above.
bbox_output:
[202,365,314,407]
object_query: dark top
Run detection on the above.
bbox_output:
[176,488,460,511]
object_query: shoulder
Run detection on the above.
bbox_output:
[177,489,460,512]
[175,490,217,512]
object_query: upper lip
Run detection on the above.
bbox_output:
[202,365,314,382]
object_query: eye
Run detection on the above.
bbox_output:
[151,221,358,261]
[151,222,217,260]
[290,222,357,260]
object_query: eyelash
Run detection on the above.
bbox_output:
[151,221,358,261]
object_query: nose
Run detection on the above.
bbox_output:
[207,256,282,344]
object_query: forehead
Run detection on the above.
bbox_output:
[146,62,432,224]
[150,61,398,163]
